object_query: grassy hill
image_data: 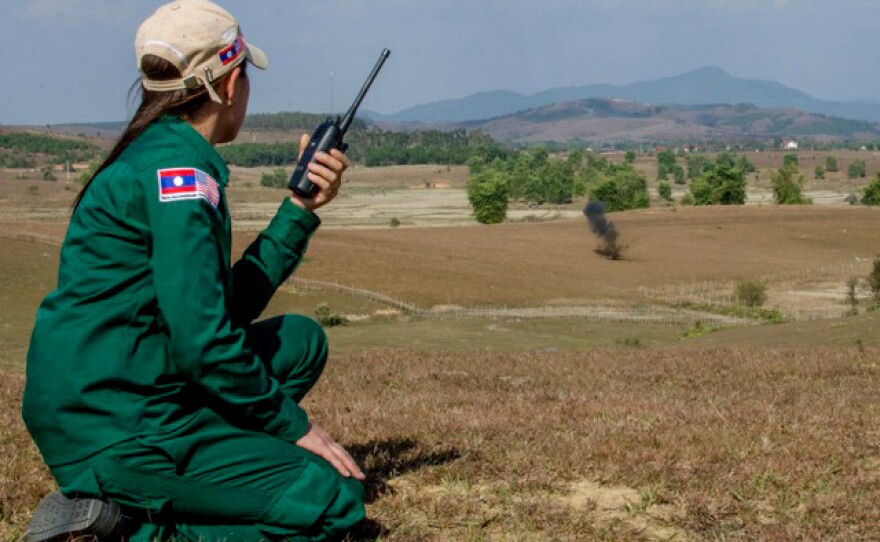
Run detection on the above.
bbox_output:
[459,99,880,144]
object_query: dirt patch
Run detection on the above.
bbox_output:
[384,475,692,541]
[561,480,689,541]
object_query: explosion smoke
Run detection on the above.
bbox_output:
[583,201,624,260]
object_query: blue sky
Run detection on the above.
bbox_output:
[1,0,878,125]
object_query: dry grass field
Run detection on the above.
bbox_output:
[2,155,880,540]
[3,347,879,540]
[290,206,880,311]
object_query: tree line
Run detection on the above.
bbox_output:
[0,132,101,168]
[466,149,651,224]
[218,128,505,168]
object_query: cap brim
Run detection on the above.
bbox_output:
[245,40,269,70]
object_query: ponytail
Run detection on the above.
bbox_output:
[73,55,221,210]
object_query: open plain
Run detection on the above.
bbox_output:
[1,157,879,540]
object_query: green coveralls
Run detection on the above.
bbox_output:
[22,116,365,541]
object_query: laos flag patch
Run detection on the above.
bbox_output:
[158,168,220,208]
[218,35,244,66]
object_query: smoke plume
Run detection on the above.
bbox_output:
[583,201,624,260]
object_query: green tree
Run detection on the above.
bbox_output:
[783,153,799,167]
[686,155,707,179]
[624,150,636,164]
[656,149,676,180]
[507,153,534,200]
[537,159,575,205]
[862,174,880,206]
[825,155,839,173]
[847,159,867,179]
[771,164,811,205]
[467,169,509,224]
[672,165,685,185]
[466,155,487,175]
[657,181,672,202]
[589,166,650,212]
[736,154,757,174]
[689,159,747,205]
[814,166,825,180]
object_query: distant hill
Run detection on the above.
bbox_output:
[17,122,127,139]
[368,67,880,124]
[454,98,880,144]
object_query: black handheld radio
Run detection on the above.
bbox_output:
[288,48,391,197]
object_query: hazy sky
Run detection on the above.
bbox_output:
[1,0,879,125]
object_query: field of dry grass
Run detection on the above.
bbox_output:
[3,347,879,540]
[292,205,880,308]
[2,155,880,540]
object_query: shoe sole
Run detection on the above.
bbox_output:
[26,492,122,542]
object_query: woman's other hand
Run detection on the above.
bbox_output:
[289,133,350,212]
[295,422,366,480]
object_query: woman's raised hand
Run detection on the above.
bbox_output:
[289,133,350,212]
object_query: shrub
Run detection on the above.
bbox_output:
[657,181,672,202]
[735,281,767,308]
[814,166,825,180]
[825,155,839,173]
[771,164,811,205]
[846,276,860,316]
[847,159,867,179]
[260,168,287,189]
[672,165,685,185]
[41,168,56,181]
[869,257,880,308]
[315,303,347,327]
[389,217,401,227]
[862,174,880,206]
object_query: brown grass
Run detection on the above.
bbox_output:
[290,205,880,307]
[3,347,879,540]
[2,159,880,540]
[1,375,53,542]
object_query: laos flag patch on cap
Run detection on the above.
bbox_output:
[218,35,244,66]
[158,168,220,208]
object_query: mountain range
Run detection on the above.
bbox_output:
[367,67,880,125]
[454,98,880,144]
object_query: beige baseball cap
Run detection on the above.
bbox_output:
[135,0,269,104]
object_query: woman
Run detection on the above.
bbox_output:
[23,1,366,540]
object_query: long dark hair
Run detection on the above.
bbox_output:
[73,55,235,209]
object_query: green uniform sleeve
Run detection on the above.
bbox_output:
[146,186,309,443]
[229,199,320,328]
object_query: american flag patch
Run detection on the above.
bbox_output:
[218,35,244,66]
[157,168,220,208]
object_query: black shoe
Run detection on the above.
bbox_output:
[26,491,123,542]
